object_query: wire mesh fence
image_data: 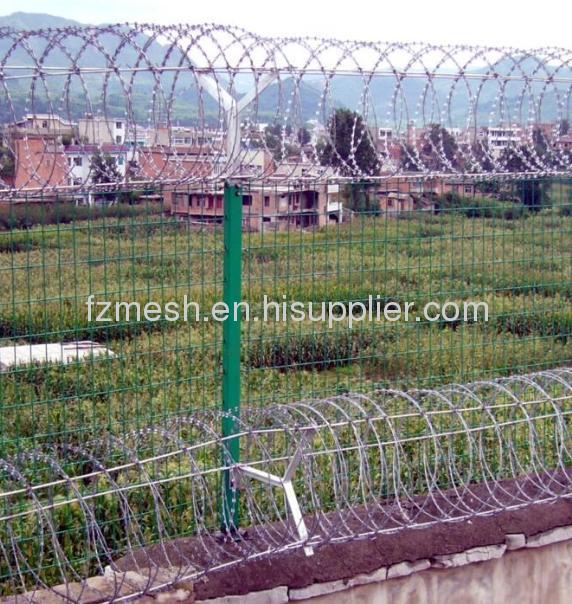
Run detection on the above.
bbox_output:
[1,179,570,450]
[0,21,571,601]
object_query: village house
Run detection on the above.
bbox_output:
[6,113,77,144]
[556,133,572,152]
[478,126,524,157]
[65,144,132,185]
[11,136,68,192]
[153,125,225,150]
[160,149,343,231]
[376,174,481,215]
[379,175,475,198]
[78,114,126,145]
[169,181,342,231]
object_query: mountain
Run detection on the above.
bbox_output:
[0,12,83,29]
[0,12,336,126]
[305,56,572,127]
[0,13,568,129]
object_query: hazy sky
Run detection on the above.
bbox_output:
[1,0,571,50]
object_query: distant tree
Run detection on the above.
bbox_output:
[0,145,14,179]
[469,142,495,173]
[297,126,311,146]
[345,182,380,215]
[263,122,294,160]
[514,179,548,210]
[400,144,421,172]
[421,124,459,170]
[320,108,380,177]
[559,119,570,136]
[496,144,551,210]
[499,145,534,173]
[90,151,121,184]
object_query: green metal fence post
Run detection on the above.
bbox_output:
[221,181,243,532]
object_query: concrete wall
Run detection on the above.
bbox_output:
[297,539,572,604]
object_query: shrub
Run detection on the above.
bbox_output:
[247,329,381,371]
[0,202,156,231]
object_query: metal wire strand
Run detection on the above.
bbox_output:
[0,368,570,601]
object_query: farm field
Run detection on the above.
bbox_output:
[0,193,570,452]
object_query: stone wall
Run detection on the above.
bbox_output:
[198,525,572,603]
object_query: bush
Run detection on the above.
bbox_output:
[437,193,528,220]
[247,329,381,371]
[0,202,156,231]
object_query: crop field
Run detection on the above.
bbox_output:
[0,188,571,452]
[0,182,571,590]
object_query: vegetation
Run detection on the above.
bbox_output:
[0,144,14,179]
[0,202,153,231]
[320,108,379,177]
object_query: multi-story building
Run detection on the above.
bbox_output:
[5,113,77,143]
[555,134,572,152]
[78,114,126,145]
[11,136,68,191]
[153,125,224,150]
[480,126,523,157]
[65,144,131,187]
[169,182,341,231]
[166,155,342,231]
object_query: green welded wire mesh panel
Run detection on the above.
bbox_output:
[1,178,570,447]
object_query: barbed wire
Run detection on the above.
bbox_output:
[0,367,570,601]
[0,23,571,195]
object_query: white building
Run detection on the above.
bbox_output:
[377,127,393,146]
[482,126,523,157]
[65,144,132,187]
[125,125,155,148]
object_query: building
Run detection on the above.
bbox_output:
[6,113,77,143]
[125,125,156,148]
[555,134,572,152]
[480,126,523,157]
[376,127,393,150]
[65,144,132,187]
[153,126,224,150]
[137,146,216,183]
[166,156,342,231]
[12,136,68,191]
[169,182,341,231]
[78,115,126,145]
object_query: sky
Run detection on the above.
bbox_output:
[0,0,570,50]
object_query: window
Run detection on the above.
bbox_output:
[264,196,270,207]
[116,135,122,144]
[117,157,124,166]
[116,122,123,129]
[42,121,48,128]
[242,195,253,206]
[73,157,82,167]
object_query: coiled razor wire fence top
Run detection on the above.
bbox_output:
[0,368,571,601]
[0,23,571,194]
